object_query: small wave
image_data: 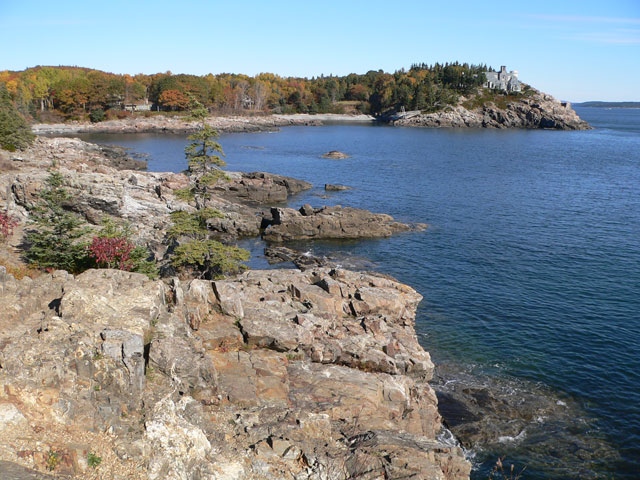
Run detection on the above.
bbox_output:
[498,429,527,444]
[436,427,460,447]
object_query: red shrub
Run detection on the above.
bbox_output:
[0,211,18,241]
[88,236,135,270]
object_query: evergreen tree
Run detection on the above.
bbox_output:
[169,99,249,279]
[24,172,91,273]
[184,97,226,206]
[0,82,34,151]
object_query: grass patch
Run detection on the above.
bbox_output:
[462,89,523,111]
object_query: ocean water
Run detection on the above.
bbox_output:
[77,107,640,479]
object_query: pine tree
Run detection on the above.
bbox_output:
[169,99,249,279]
[24,172,91,273]
[184,98,226,206]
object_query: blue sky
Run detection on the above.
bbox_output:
[1,0,639,101]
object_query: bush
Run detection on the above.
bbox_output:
[0,82,34,151]
[0,211,18,241]
[90,217,159,279]
[167,208,248,279]
[89,109,106,123]
[88,236,135,270]
[171,239,248,279]
[25,185,160,277]
[173,187,195,202]
[168,208,224,239]
[87,452,102,468]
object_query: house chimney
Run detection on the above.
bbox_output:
[500,66,507,74]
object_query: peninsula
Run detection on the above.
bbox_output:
[2,63,589,133]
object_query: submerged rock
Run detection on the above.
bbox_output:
[321,150,350,159]
[431,363,619,478]
[325,183,352,191]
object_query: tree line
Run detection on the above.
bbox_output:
[0,63,490,119]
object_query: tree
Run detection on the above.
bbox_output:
[184,97,227,206]
[167,209,249,279]
[171,239,249,279]
[0,82,34,151]
[168,102,249,279]
[24,172,91,273]
[158,89,189,111]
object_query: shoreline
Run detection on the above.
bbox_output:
[1,130,621,479]
[29,90,590,136]
[31,113,376,136]
[0,136,471,479]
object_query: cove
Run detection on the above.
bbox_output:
[76,107,640,479]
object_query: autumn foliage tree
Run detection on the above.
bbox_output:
[2,62,492,119]
[158,89,190,111]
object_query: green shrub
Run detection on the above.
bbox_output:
[167,208,248,279]
[87,452,102,468]
[89,109,106,123]
[92,217,159,279]
[171,239,248,279]
[168,208,224,239]
[173,187,195,202]
[24,179,158,278]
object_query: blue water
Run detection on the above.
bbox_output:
[78,107,640,479]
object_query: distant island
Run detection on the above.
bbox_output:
[574,101,640,109]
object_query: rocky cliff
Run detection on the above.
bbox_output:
[0,266,470,479]
[0,137,470,479]
[392,89,590,130]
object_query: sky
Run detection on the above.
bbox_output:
[0,0,639,102]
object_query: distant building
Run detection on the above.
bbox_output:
[484,66,521,93]
[124,100,151,112]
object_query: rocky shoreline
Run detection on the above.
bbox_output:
[0,136,470,479]
[29,89,590,136]
[391,89,590,130]
[31,114,326,136]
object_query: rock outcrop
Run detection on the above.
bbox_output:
[393,89,590,130]
[0,266,470,479]
[32,115,323,135]
[213,171,312,205]
[325,183,351,191]
[0,138,312,262]
[263,204,427,242]
[321,150,350,159]
[0,134,467,479]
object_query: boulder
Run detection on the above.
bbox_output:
[325,183,351,191]
[321,150,350,159]
[212,171,311,205]
[263,205,427,242]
